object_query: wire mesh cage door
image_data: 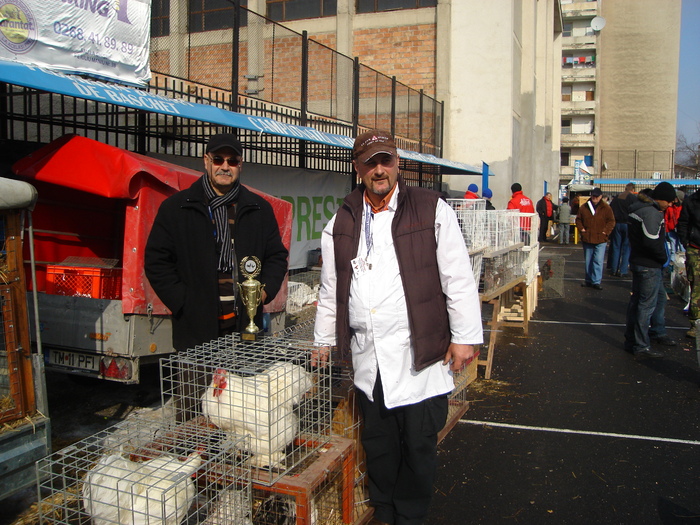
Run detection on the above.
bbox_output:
[0,210,34,425]
[161,333,332,486]
[37,416,253,525]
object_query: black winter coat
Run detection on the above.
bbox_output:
[677,190,700,249]
[145,176,288,351]
[628,196,667,268]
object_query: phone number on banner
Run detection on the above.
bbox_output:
[53,21,136,55]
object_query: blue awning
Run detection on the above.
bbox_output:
[596,178,700,186]
[0,59,482,175]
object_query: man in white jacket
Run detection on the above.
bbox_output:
[313,130,483,525]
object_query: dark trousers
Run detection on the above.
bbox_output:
[538,215,551,242]
[624,264,667,352]
[357,374,448,525]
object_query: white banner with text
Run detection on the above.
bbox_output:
[0,0,151,86]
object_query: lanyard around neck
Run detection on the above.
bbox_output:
[364,202,374,256]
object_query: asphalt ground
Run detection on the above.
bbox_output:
[427,242,700,524]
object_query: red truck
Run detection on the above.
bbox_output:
[12,134,292,383]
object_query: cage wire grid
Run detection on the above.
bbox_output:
[286,269,321,315]
[37,416,252,525]
[273,320,372,522]
[160,333,332,487]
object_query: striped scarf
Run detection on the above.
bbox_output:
[201,174,240,272]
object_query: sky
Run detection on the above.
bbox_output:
[677,0,700,142]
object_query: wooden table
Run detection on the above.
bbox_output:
[478,276,529,379]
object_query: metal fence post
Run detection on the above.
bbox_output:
[231,0,241,113]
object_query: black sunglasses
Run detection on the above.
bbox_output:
[208,154,241,166]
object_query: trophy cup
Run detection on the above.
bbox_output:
[238,256,265,341]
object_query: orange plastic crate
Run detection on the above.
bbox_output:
[45,265,122,300]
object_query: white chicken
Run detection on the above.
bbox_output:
[82,451,202,525]
[202,361,313,468]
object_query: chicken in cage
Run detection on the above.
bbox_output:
[161,334,332,486]
[286,270,321,314]
[37,416,252,525]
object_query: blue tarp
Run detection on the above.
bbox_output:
[0,59,482,174]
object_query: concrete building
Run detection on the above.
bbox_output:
[151,0,564,208]
[560,0,681,195]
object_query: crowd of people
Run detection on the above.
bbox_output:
[464,180,691,362]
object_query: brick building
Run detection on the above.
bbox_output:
[151,0,564,207]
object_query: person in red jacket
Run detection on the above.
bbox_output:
[664,191,684,264]
[463,183,479,199]
[507,183,535,243]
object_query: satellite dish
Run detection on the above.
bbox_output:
[591,16,606,31]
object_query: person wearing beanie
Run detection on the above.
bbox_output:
[482,187,495,210]
[575,188,615,290]
[507,182,535,241]
[624,181,678,358]
[464,183,479,199]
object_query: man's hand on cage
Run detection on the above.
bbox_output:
[311,346,331,368]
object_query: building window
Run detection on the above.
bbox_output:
[562,85,572,102]
[267,0,337,21]
[562,23,572,37]
[561,118,571,134]
[189,0,248,33]
[561,151,571,167]
[357,0,436,14]
[585,89,595,101]
[152,0,170,37]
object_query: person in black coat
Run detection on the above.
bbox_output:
[144,133,288,353]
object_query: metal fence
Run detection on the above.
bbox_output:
[167,2,443,156]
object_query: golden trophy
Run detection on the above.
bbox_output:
[238,256,265,341]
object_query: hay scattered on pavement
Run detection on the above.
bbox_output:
[467,379,514,398]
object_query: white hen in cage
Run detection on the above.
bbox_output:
[202,361,313,469]
[82,451,202,525]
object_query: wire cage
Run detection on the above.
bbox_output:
[481,249,527,297]
[160,334,332,486]
[483,210,520,253]
[274,320,371,522]
[538,255,566,299]
[518,213,540,248]
[286,270,321,315]
[469,250,484,288]
[446,199,488,252]
[37,416,252,525]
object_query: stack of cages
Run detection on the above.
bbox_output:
[480,211,523,297]
[37,416,253,524]
[447,199,488,286]
[275,320,370,523]
[160,333,355,524]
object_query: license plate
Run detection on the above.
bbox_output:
[48,349,100,372]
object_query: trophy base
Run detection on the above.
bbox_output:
[241,330,264,341]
